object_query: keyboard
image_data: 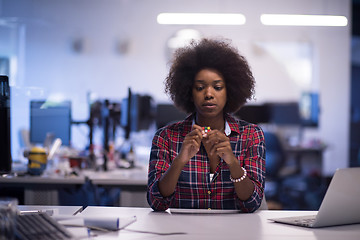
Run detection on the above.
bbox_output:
[15,212,73,240]
[270,215,317,227]
[293,216,316,226]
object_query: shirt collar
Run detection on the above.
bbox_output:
[224,121,231,136]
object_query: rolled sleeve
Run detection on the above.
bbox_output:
[147,129,174,211]
[237,126,266,212]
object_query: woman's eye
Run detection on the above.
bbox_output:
[214,86,223,91]
[195,86,204,91]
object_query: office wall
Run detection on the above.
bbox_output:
[0,0,350,176]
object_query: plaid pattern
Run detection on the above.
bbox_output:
[147,113,265,212]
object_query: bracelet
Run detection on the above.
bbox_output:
[230,167,247,183]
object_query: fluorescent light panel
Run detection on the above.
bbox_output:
[157,13,246,25]
[260,14,348,26]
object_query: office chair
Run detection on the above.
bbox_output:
[264,131,321,210]
[258,194,268,210]
[263,131,286,204]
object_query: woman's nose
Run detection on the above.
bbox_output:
[204,87,214,99]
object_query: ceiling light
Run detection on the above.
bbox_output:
[260,14,348,27]
[157,13,246,25]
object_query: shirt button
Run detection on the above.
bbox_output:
[207,190,211,195]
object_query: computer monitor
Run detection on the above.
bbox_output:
[299,92,319,127]
[30,100,72,146]
[156,103,188,129]
[121,88,154,139]
[120,89,131,139]
[236,99,319,128]
[235,104,271,124]
[269,102,301,126]
[236,102,301,126]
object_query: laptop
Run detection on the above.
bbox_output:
[269,167,360,228]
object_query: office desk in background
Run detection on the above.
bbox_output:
[0,167,149,207]
[0,174,85,205]
[269,144,327,210]
[33,206,360,240]
[82,167,148,207]
[284,145,325,175]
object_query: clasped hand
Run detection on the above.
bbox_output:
[178,124,235,165]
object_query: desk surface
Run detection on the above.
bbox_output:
[75,207,360,240]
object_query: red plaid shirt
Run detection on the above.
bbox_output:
[147,113,265,212]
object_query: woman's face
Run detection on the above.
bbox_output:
[192,68,227,120]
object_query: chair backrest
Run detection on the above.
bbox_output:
[258,194,268,210]
[263,131,285,178]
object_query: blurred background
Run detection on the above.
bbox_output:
[0,0,358,210]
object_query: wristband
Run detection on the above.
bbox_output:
[230,167,247,183]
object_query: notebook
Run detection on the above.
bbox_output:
[269,167,360,228]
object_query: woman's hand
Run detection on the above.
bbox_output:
[158,124,205,197]
[204,130,237,165]
[177,124,204,164]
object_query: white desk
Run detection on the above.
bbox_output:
[75,207,360,240]
[16,205,360,239]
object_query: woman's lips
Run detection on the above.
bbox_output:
[202,103,216,110]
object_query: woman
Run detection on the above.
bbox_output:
[147,38,265,212]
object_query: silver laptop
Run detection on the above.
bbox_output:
[269,167,360,228]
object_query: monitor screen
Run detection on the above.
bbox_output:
[235,104,271,124]
[121,88,154,139]
[121,96,130,138]
[235,99,319,127]
[30,100,72,146]
[156,104,188,129]
[299,92,319,127]
[269,102,301,125]
[133,94,154,131]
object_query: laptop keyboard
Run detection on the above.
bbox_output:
[16,212,73,240]
[282,215,317,227]
[294,217,316,226]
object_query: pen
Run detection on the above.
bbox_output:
[19,210,41,215]
[19,209,54,216]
